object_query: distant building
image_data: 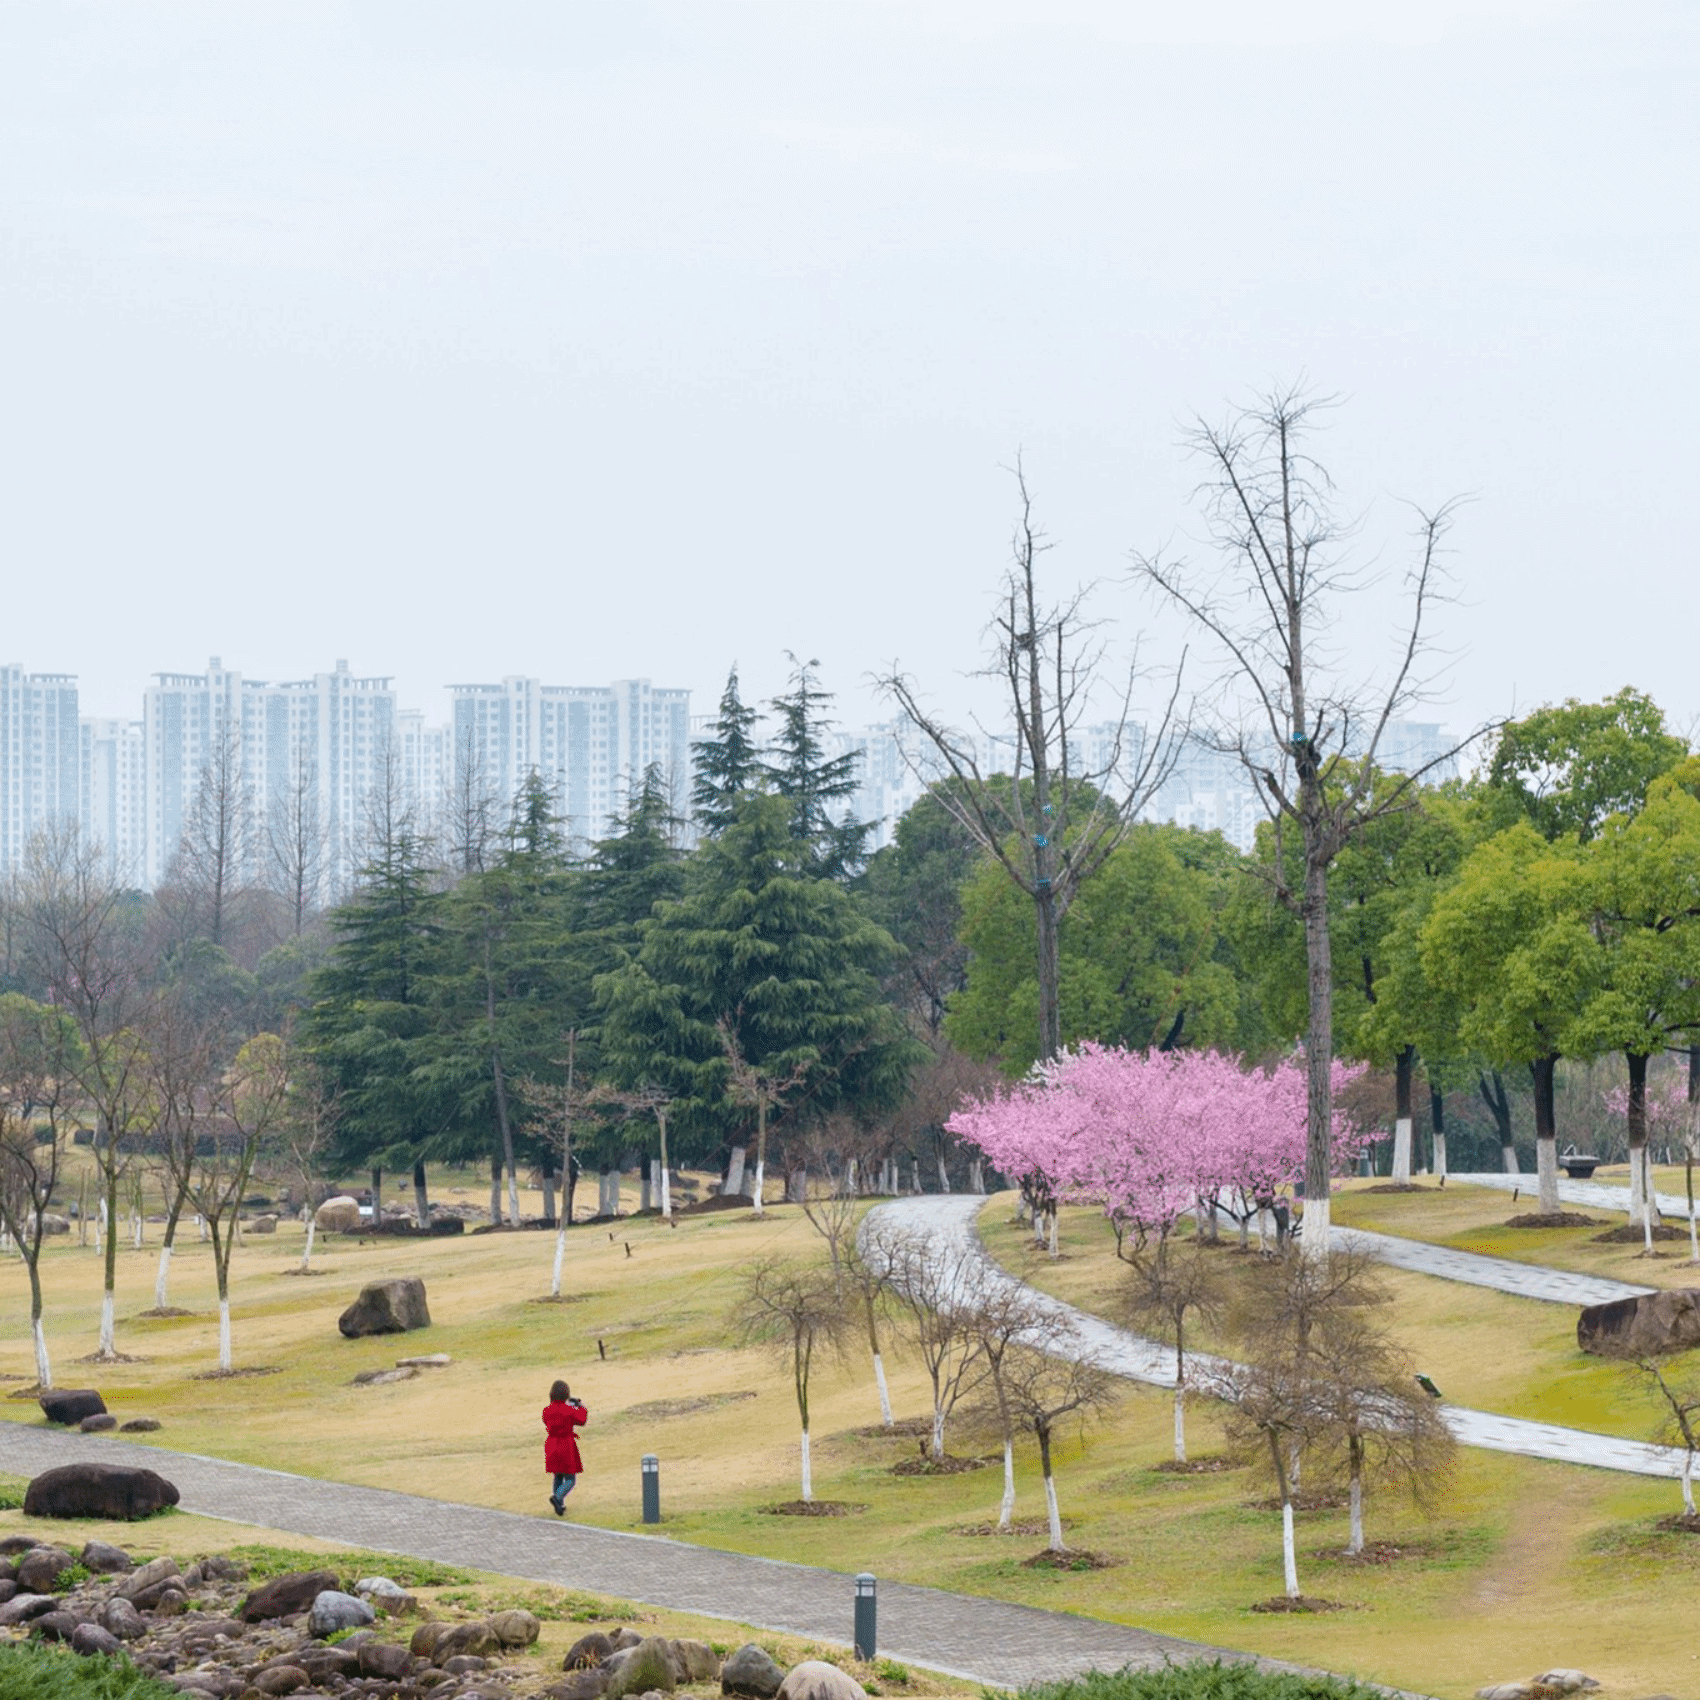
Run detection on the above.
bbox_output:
[79,717,146,881]
[449,677,692,850]
[0,664,79,871]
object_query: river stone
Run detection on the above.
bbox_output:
[350,1365,419,1386]
[722,1644,786,1699]
[81,1540,135,1573]
[79,1413,118,1432]
[671,1639,720,1681]
[250,1215,278,1234]
[15,1546,72,1591]
[338,1277,430,1337]
[564,1632,617,1670]
[552,1670,612,1700]
[121,1418,162,1432]
[71,1622,123,1658]
[396,1353,451,1367]
[117,1556,182,1604]
[307,1589,374,1636]
[101,1597,146,1638]
[253,1667,312,1696]
[776,1662,868,1700]
[0,1581,15,1605]
[605,1636,676,1698]
[0,1594,61,1627]
[24,1463,179,1521]
[1578,1289,1700,1356]
[488,1608,541,1647]
[242,1569,342,1623]
[38,1388,107,1425]
[29,1609,84,1643]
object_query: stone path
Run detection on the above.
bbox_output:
[1450,1170,1700,1223]
[866,1196,1693,1484]
[0,1423,1382,1694]
[1330,1225,1649,1308]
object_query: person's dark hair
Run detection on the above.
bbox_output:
[550,1379,569,1403]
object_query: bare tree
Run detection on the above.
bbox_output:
[868,1222,992,1461]
[170,722,257,949]
[0,994,82,1387]
[14,824,160,1358]
[1001,1334,1118,1553]
[1119,1233,1227,1465]
[444,721,501,880]
[267,738,327,934]
[143,984,223,1314]
[277,1062,339,1274]
[881,464,1186,1062]
[521,1030,591,1298]
[736,1255,850,1503]
[1136,387,1474,1251]
[1635,1357,1700,1518]
[718,1015,810,1217]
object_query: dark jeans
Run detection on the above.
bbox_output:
[551,1473,577,1506]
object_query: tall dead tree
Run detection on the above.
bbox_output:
[171,722,257,949]
[267,738,327,934]
[882,465,1185,1063]
[1135,387,1472,1251]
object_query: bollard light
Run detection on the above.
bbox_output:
[641,1454,660,1525]
[853,1572,876,1661]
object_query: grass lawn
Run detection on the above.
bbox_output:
[3,1176,1700,1699]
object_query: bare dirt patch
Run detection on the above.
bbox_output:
[1654,1512,1700,1534]
[1152,1455,1236,1475]
[191,1365,284,1380]
[761,1499,866,1517]
[617,1391,758,1422]
[1250,1490,1348,1512]
[890,1453,991,1476]
[1504,1212,1602,1229]
[527,1292,590,1305]
[1022,1547,1119,1571]
[1250,1594,1347,1613]
[133,1307,195,1319]
[74,1351,147,1364]
[1362,1183,1432,1194]
[954,1518,1065,1537]
[1592,1222,1689,1244]
[1312,1540,1434,1565]
[846,1416,934,1440]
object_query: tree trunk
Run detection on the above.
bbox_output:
[1300,839,1335,1256]
[1626,1050,1658,1229]
[1530,1054,1561,1215]
[1391,1046,1415,1185]
[752,1104,767,1217]
[871,1349,893,1427]
[27,1259,51,1388]
[800,1428,812,1503]
[98,1162,119,1357]
[300,1214,316,1273]
[413,1159,430,1229]
[725,1145,746,1198]
[488,1151,503,1224]
[1038,1426,1063,1552]
[657,1113,672,1219]
[1268,1429,1300,1599]
[1684,1449,1696,1518]
[999,1436,1015,1528]
[931,1403,946,1463]
[1347,1433,1365,1555]
[1430,1081,1448,1180]
[1173,1337,1187,1462]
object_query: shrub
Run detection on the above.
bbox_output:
[1013,1661,1389,1700]
[0,1642,179,1700]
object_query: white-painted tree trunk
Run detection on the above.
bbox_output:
[751,1157,765,1217]
[1537,1139,1560,1216]
[33,1317,51,1388]
[640,1165,653,1213]
[196,1213,207,1243]
[1503,1143,1519,1175]
[872,1351,893,1427]
[1043,1472,1063,1552]
[937,1153,950,1192]
[300,1217,316,1273]
[726,1146,746,1198]
[1689,1197,1698,1265]
[155,1245,173,1311]
[1283,1500,1300,1597]
[99,1291,115,1357]
[507,1169,520,1226]
[800,1428,812,1502]
[931,1406,946,1462]
[1433,1130,1448,1181]
[1173,1386,1187,1463]
[489,1168,503,1224]
[999,1439,1015,1528]
[1684,1450,1696,1516]
[1391,1117,1413,1185]
[218,1297,232,1373]
[551,1223,567,1298]
[1300,1194,1331,1259]
[660,1164,672,1218]
[1047,1211,1059,1258]
[131,1211,143,1249]
[1348,1471,1364,1554]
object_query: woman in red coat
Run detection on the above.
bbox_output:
[543,1379,588,1515]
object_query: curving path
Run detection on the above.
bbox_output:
[0,1422,1419,1694]
[1448,1171,1699,1223]
[862,1195,1690,1483]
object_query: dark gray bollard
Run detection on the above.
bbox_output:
[641,1453,660,1524]
[853,1572,876,1660]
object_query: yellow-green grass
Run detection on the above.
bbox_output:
[0,1486,963,1699]
[1,1191,1696,1698]
[1331,1173,1700,1288]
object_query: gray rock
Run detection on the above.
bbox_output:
[71,1622,123,1658]
[776,1662,868,1700]
[722,1644,787,1699]
[81,1540,135,1573]
[250,1215,279,1234]
[315,1195,362,1232]
[121,1418,163,1432]
[0,1536,39,1555]
[37,1389,107,1425]
[337,1276,430,1337]
[606,1636,677,1698]
[0,1594,61,1627]
[30,1609,86,1642]
[1474,1687,1531,1700]
[488,1607,541,1647]
[1579,1289,1700,1356]
[396,1353,451,1367]
[430,1620,500,1661]
[198,1557,246,1583]
[118,1556,184,1606]
[610,1628,644,1651]
[79,1413,118,1432]
[0,1581,16,1605]
[671,1639,721,1682]
[442,1654,490,1675]
[101,1597,146,1639]
[16,1545,73,1591]
[1532,1676,1599,1695]
[357,1640,414,1678]
[306,1589,374,1636]
[252,1666,311,1696]
[350,1365,420,1386]
[24,1462,179,1521]
[551,1670,612,1700]
[564,1632,617,1670]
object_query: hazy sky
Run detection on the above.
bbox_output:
[3,2,1694,746]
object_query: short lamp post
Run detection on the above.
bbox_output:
[853,1573,876,1661]
[641,1454,660,1525]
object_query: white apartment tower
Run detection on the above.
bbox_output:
[0,665,79,869]
[79,718,146,881]
[450,677,692,848]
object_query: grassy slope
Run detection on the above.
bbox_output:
[1,1172,1696,1698]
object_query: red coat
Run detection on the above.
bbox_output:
[543,1399,587,1474]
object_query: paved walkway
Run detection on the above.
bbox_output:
[0,1424,1372,1694]
[1330,1225,1649,1308]
[1449,1170,1700,1223]
[865,1197,1693,1484]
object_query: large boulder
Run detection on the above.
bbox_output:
[80,1540,135,1574]
[722,1643,786,1699]
[315,1196,362,1232]
[777,1663,868,1700]
[23,1464,179,1521]
[1578,1289,1700,1356]
[241,1568,343,1623]
[15,1546,72,1591]
[307,1589,375,1636]
[38,1389,106,1426]
[606,1636,677,1698]
[339,1277,430,1337]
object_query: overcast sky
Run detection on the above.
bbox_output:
[3,2,1693,748]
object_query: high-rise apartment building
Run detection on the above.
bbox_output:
[79,717,146,880]
[0,665,79,870]
[450,677,692,849]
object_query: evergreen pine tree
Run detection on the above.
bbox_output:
[767,655,872,881]
[691,666,764,836]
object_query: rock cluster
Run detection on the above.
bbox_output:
[0,1537,870,1700]
[1475,1672,1600,1699]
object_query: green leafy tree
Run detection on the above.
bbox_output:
[596,794,921,1176]
[949,822,1253,1075]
